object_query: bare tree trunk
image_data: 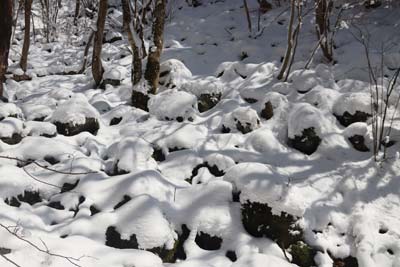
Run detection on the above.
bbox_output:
[122,0,142,85]
[0,0,13,100]
[20,0,32,72]
[92,0,108,86]
[243,0,252,33]
[315,0,333,62]
[277,0,295,80]
[74,0,81,25]
[144,0,166,94]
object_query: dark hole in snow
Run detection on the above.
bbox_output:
[44,156,60,165]
[4,197,20,207]
[387,248,394,255]
[61,179,79,193]
[381,139,396,148]
[225,250,237,262]
[168,147,186,153]
[152,147,166,162]
[159,70,170,78]
[188,162,225,183]
[221,125,231,133]
[232,190,241,202]
[109,117,123,126]
[90,205,101,216]
[195,231,222,251]
[379,227,388,234]
[244,98,258,104]
[48,201,65,210]
[33,116,46,122]
[217,71,224,78]
[114,195,132,210]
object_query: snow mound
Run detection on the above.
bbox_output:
[288,103,332,138]
[21,103,53,121]
[204,153,235,173]
[232,253,297,267]
[0,103,22,120]
[24,121,57,137]
[157,124,208,151]
[0,117,24,139]
[148,89,197,121]
[51,94,100,125]
[245,128,288,154]
[333,92,372,116]
[114,195,177,249]
[224,163,296,214]
[103,65,127,81]
[159,59,192,88]
[113,137,157,173]
[182,76,225,96]
[222,107,261,134]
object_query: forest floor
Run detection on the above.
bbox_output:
[1,1,400,267]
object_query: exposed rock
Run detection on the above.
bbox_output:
[113,195,132,210]
[335,111,370,127]
[195,231,223,250]
[226,250,237,262]
[348,135,369,152]
[132,90,150,112]
[241,201,302,249]
[5,190,42,207]
[53,118,99,136]
[289,241,317,267]
[260,101,273,120]
[288,127,321,155]
[109,117,122,126]
[198,93,222,113]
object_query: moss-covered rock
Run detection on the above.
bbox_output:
[289,241,317,267]
[241,201,302,249]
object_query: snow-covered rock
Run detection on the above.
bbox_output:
[222,107,261,134]
[148,89,197,121]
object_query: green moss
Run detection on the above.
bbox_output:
[289,241,317,267]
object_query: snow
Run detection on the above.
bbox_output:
[51,94,100,125]
[2,1,400,267]
[148,89,197,120]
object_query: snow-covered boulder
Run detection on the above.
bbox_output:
[0,103,22,121]
[158,59,192,89]
[0,117,24,144]
[51,94,100,136]
[182,76,225,113]
[112,137,157,174]
[149,89,197,121]
[222,107,261,134]
[102,66,127,87]
[289,69,322,93]
[21,103,53,121]
[104,31,123,43]
[105,195,177,261]
[24,121,57,138]
[258,92,288,120]
[343,122,370,152]
[224,163,304,249]
[287,103,329,155]
[333,92,372,127]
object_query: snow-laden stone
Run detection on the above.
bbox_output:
[222,107,261,134]
[148,89,197,121]
[288,103,331,138]
[51,94,99,125]
[0,103,22,120]
[159,59,192,89]
[113,137,157,173]
[333,92,372,116]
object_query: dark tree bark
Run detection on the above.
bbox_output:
[0,0,13,99]
[92,0,108,86]
[315,0,333,62]
[122,0,142,85]
[144,0,166,94]
[20,0,33,72]
[74,0,81,25]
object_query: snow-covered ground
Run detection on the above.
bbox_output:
[1,0,400,267]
